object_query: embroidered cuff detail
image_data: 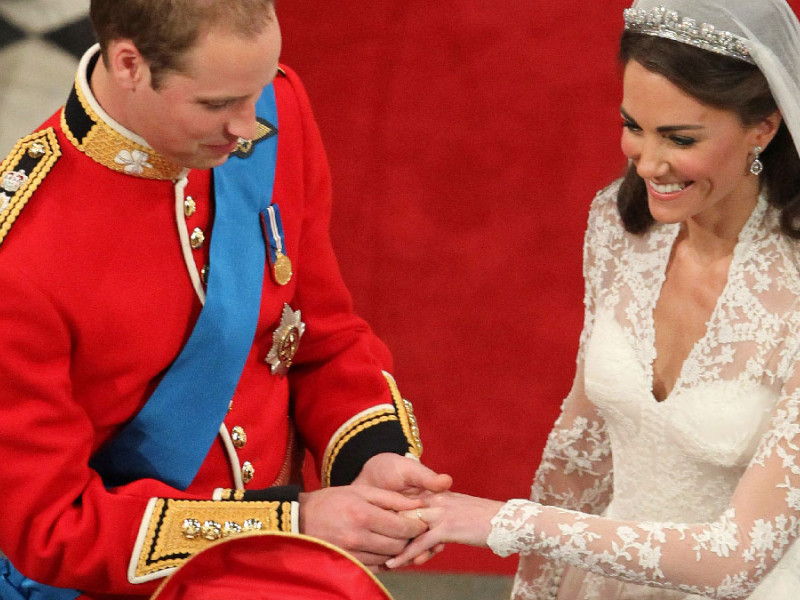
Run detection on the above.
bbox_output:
[322,372,423,487]
[0,128,61,248]
[129,497,296,584]
[383,371,423,458]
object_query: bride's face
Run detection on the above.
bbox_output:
[620,59,774,230]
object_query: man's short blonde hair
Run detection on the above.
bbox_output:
[90,0,275,88]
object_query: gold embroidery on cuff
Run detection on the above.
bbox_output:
[281,501,293,532]
[320,374,423,487]
[383,372,423,458]
[322,409,398,488]
[217,489,247,501]
[133,498,290,580]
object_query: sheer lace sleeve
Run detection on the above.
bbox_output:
[510,187,617,600]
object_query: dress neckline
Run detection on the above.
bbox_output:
[645,194,769,403]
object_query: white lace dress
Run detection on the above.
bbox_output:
[487,181,800,599]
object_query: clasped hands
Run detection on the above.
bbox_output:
[298,453,503,571]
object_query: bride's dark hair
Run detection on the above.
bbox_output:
[617,31,800,237]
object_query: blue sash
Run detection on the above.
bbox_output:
[0,558,79,600]
[91,84,279,490]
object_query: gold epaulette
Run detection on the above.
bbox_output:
[0,129,61,248]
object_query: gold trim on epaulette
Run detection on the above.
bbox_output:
[321,408,399,488]
[130,498,293,581]
[383,371,423,458]
[0,128,61,248]
[61,80,184,181]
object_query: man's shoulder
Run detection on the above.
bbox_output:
[0,127,62,250]
[273,63,312,108]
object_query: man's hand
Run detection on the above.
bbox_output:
[386,491,505,569]
[353,453,453,567]
[298,484,428,570]
[354,453,453,497]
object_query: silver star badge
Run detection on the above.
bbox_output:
[265,304,306,376]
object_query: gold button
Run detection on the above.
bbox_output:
[242,461,255,484]
[201,520,222,541]
[222,521,243,537]
[190,227,205,250]
[28,142,46,158]
[184,196,196,217]
[243,519,263,531]
[231,426,247,449]
[181,518,202,540]
[201,264,210,284]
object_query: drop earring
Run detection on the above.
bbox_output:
[750,145,764,176]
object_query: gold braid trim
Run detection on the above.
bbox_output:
[322,409,398,488]
[0,129,61,248]
[218,489,247,501]
[383,371,423,458]
[132,498,293,581]
[320,373,424,487]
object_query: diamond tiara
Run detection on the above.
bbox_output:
[623,5,755,64]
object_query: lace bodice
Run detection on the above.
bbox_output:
[491,181,800,599]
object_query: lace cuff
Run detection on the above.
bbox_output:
[487,499,542,558]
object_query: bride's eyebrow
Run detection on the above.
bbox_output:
[620,106,705,133]
[619,106,637,124]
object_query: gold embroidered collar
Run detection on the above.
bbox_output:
[62,45,186,181]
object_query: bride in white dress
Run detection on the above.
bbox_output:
[387,1,800,598]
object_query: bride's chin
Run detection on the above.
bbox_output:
[646,200,687,225]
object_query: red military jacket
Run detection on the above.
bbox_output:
[0,47,421,599]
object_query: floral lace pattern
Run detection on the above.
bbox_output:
[495,182,800,599]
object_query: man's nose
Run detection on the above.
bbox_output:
[227,101,258,141]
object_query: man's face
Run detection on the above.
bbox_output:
[129,13,281,170]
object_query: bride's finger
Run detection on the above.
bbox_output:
[386,530,439,569]
[411,543,446,566]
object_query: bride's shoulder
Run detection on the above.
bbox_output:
[585,178,625,233]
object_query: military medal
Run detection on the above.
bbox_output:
[273,251,293,286]
[266,304,306,376]
[260,204,293,286]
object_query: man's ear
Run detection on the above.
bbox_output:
[105,39,149,92]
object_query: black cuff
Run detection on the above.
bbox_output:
[328,421,410,487]
[240,485,301,502]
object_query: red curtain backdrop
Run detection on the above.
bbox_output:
[278,0,798,574]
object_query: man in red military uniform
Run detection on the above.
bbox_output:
[0,1,450,598]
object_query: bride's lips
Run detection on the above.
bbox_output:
[647,179,693,200]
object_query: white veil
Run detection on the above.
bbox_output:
[628,0,800,160]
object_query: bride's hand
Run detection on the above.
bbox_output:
[386,491,504,569]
